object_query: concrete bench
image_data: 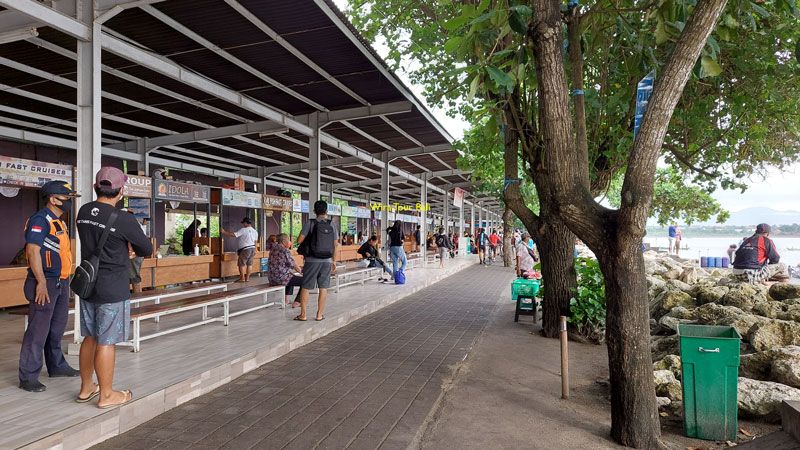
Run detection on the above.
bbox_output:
[125,284,284,352]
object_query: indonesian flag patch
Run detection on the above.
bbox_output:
[31,226,43,233]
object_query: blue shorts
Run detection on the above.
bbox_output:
[80,300,131,345]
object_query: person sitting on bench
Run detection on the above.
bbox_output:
[267,233,304,307]
[358,235,393,282]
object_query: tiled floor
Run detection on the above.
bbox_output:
[0,257,475,449]
[92,264,514,450]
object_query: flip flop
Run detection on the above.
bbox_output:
[315,316,325,321]
[97,390,133,409]
[75,385,100,403]
[293,316,307,321]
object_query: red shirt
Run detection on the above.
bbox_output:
[489,234,501,246]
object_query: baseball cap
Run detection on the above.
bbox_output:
[241,217,252,224]
[95,166,127,190]
[41,180,80,198]
[756,223,771,234]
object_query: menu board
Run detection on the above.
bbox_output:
[263,194,293,211]
[124,175,152,198]
[292,199,309,213]
[327,204,341,216]
[0,156,72,188]
[221,188,261,208]
[154,179,210,203]
[356,207,371,219]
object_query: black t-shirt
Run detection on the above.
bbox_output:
[388,228,405,247]
[357,241,378,258]
[77,202,153,303]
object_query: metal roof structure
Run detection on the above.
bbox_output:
[0,0,504,218]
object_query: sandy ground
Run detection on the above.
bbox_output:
[417,299,788,450]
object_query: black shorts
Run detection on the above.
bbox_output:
[478,245,486,251]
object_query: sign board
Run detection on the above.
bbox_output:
[347,217,358,235]
[221,188,261,208]
[342,205,358,217]
[154,179,210,203]
[453,187,464,208]
[262,194,292,211]
[0,156,72,188]
[634,70,655,140]
[123,175,152,198]
[292,198,302,212]
[327,204,341,216]
[356,207,371,219]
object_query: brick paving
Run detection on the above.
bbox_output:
[93,265,513,450]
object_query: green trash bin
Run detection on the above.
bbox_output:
[678,324,741,441]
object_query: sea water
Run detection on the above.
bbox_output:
[644,236,800,268]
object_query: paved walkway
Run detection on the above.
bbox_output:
[93,264,514,450]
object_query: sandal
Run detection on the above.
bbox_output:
[315,316,325,321]
[76,385,100,403]
[293,315,307,321]
[97,390,133,409]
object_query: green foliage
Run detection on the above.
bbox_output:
[605,167,730,225]
[568,258,606,333]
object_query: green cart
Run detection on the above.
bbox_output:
[511,278,541,323]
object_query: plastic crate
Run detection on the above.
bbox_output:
[511,279,540,301]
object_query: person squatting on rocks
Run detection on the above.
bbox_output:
[732,223,790,286]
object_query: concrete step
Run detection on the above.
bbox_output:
[734,431,800,450]
[783,400,800,444]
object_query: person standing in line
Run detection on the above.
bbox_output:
[675,225,682,257]
[76,167,152,407]
[387,221,407,276]
[295,200,339,321]
[667,222,677,254]
[18,181,82,392]
[220,217,259,283]
[181,219,201,256]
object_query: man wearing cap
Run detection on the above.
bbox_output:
[732,223,790,285]
[76,167,152,407]
[18,180,82,392]
[221,217,259,282]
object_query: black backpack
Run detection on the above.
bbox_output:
[299,219,335,258]
[436,234,446,248]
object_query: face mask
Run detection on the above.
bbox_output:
[56,198,73,213]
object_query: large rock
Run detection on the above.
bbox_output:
[667,279,693,294]
[738,377,800,422]
[752,301,785,319]
[666,306,694,320]
[679,267,700,285]
[644,258,668,277]
[650,290,696,320]
[693,303,768,338]
[651,335,680,361]
[653,369,683,401]
[693,285,730,305]
[740,346,800,387]
[721,283,764,309]
[646,276,666,291]
[769,283,800,301]
[654,354,682,380]
[748,319,800,351]
[777,304,800,322]
[740,350,779,380]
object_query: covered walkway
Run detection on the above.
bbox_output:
[90,263,513,450]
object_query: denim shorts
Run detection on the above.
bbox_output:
[80,300,130,345]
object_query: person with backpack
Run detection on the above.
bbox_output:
[413,225,421,253]
[476,228,488,265]
[76,167,152,408]
[358,235,392,282]
[295,200,339,321]
[435,228,449,268]
[387,221,407,280]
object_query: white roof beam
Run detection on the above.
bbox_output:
[151,148,248,171]
[388,143,452,160]
[0,0,90,41]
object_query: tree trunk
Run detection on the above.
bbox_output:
[598,243,663,449]
[502,206,513,267]
[535,215,577,338]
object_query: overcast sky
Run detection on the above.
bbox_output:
[333,0,800,214]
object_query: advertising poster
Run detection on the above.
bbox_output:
[221,189,261,208]
[453,187,464,208]
[263,194,293,211]
[154,180,210,203]
[124,175,152,198]
[347,217,358,236]
[0,156,72,188]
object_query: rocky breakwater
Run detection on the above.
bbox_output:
[645,251,800,422]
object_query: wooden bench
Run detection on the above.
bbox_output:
[125,284,285,352]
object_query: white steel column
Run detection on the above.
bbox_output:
[308,112,321,204]
[442,190,448,234]
[470,199,475,236]
[459,202,464,255]
[71,0,102,349]
[478,203,483,233]
[380,151,389,253]
[420,173,427,266]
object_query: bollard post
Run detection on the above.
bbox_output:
[560,316,569,399]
